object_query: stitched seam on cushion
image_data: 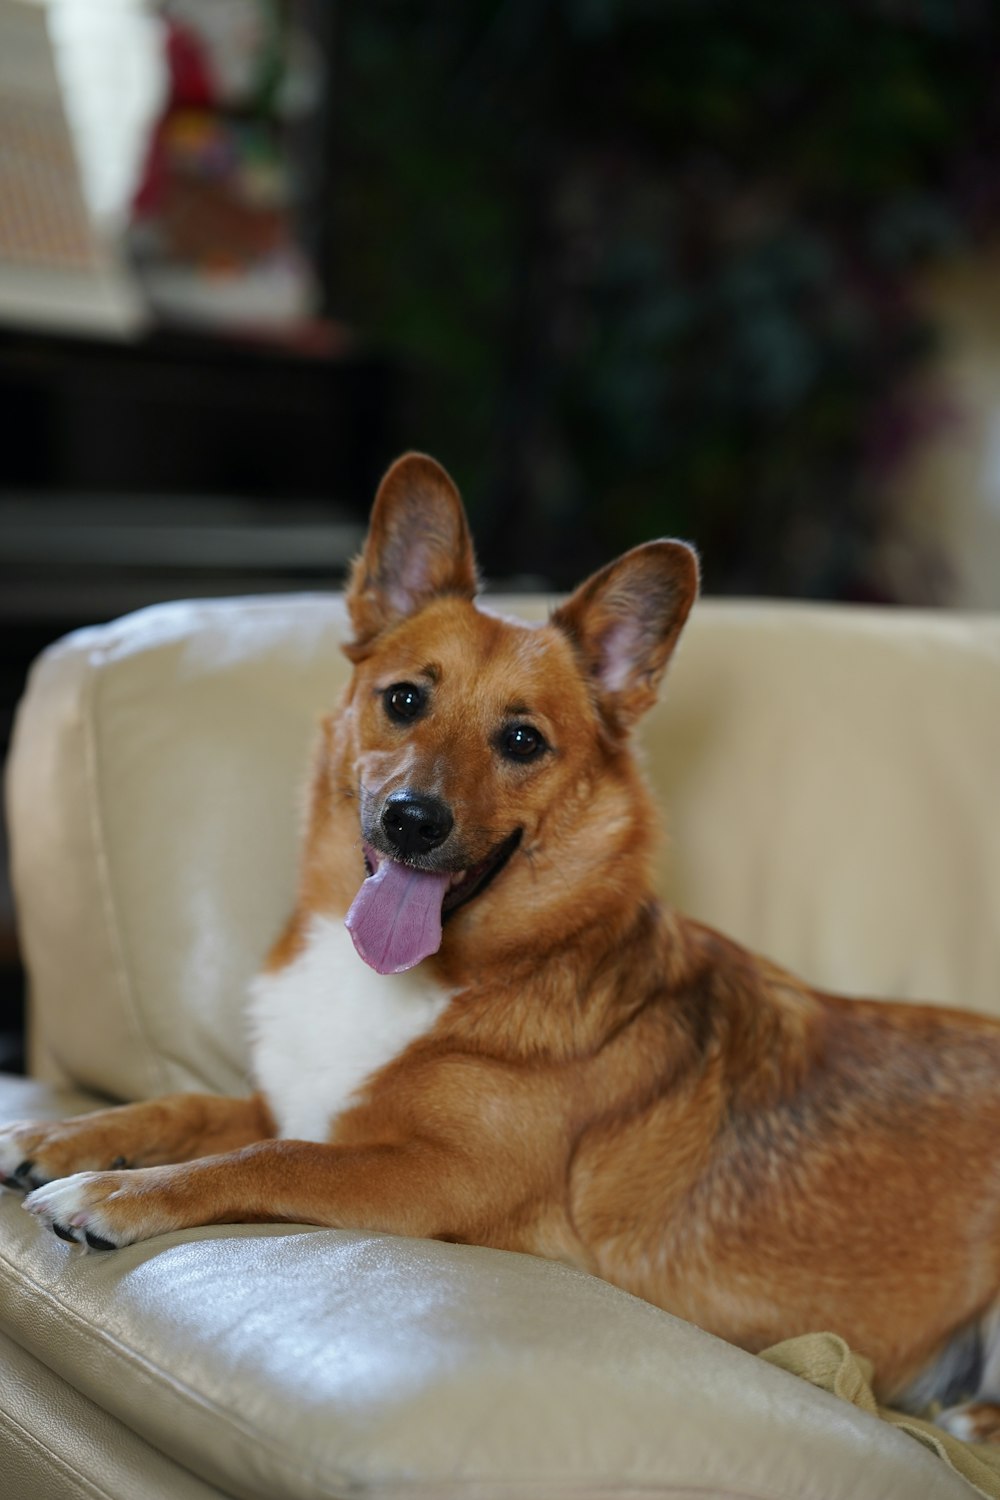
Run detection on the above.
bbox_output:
[0,1243,355,1498]
[0,1400,118,1500]
[79,633,169,1097]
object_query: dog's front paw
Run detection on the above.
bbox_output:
[23,1168,169,1251]
[0,1122,61,1192]
[0,1119,130,1193]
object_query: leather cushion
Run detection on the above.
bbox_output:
[0,1184,975,1497]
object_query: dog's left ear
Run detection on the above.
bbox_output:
[552,540,699,731]
[346,453,478,655]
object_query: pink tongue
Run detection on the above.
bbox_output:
[345,858,451,975]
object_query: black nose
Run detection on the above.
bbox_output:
[381,792,454,858]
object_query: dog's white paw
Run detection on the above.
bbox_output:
[0,1118,129,1194]
[22,1163,191,1251]
[0,1123,54,1192]
[936,1399,1000,1444]
[23,1172,132,1251]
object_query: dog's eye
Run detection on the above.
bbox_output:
[502,724,546,760]
[384,683,425,721]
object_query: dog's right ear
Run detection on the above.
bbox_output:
[345,453,479,657]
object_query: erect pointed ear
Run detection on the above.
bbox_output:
[345,453,479,656]
[551,540,699,732]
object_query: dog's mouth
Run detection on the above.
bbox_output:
[440,827,522,915]
[345,829,522,976]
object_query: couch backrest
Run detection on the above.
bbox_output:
[6,594,1000,1101]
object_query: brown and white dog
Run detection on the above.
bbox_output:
[3,453,1000,1438]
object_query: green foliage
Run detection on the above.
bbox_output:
[332,0,1000,596]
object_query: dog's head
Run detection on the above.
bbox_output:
[336,453,698,977]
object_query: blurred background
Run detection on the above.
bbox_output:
[3,0,1000,1069]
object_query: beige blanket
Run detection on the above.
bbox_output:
[761,1333,1000,1499]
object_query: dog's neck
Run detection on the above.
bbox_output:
[430,889,696,1062]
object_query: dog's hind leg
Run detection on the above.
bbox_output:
[934,1304,1000,1443]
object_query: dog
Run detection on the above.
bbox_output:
[3,451,1000,1438]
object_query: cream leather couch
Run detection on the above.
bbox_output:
[2,592,999,1500]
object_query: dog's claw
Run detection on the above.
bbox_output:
[12,1161,48,1191]
[83,1230,116,1252]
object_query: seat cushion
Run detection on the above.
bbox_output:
[0,1077,981,1500]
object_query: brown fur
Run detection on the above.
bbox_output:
[6,453,1000,1427]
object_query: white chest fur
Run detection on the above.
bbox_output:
[247,915,452,1141]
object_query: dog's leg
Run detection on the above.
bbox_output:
[21,1134,518,1252]
[939,1402,1000,1443]
[0,1093,273,1193]
[936,1303,1000,1443]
